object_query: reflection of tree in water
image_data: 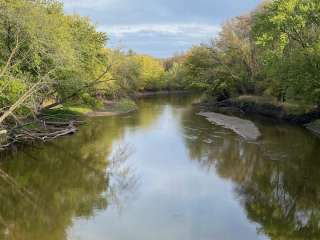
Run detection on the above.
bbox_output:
[181,108,320,240]
[0,95,197,240]
[0,118,138,240]
[106,143,138,211]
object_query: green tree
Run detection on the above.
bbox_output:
[253,0,320,104]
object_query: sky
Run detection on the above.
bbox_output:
[62,0,262,58]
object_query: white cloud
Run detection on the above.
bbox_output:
[62,0,115,9]
[99,23,221,57]
[98,23,221,38]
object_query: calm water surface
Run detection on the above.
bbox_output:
[1,95,320,240]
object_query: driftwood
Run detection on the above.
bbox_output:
[0,119,82,151]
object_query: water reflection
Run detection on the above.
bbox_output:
[181,107,320,240]
[0,117,139,240]
[1,95,320,240]
[107,143,138,210]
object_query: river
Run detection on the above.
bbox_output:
[0,95,320,240]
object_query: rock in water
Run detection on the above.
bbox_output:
[197,112,261,141]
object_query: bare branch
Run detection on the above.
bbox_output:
[0,80,43,126]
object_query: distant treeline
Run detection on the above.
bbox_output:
[166,0,320,106]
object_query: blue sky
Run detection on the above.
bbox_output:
[63,0,262,58]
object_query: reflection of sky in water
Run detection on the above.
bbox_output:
[69,105,267,240]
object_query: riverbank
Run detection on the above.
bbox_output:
[198,95,320,136]
[1,91,195,151]
[0,98,138,151]
[0,91,191,151]
[200,95,320,123]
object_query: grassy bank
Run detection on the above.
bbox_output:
[45,98,138,116]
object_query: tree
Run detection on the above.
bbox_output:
[0,0,110,126]
[253,0,320,104]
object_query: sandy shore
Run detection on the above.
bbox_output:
[198,112,261,141]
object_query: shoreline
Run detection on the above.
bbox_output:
[198,96,320,136]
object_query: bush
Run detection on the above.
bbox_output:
[115,99,138,113]
[80,93,103,108]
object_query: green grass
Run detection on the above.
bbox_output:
[42,99,137,120]
[63,106,93,114]
[41,104,93,120]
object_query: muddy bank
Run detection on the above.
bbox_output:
[198,112,261,141]
[200,97,320,124]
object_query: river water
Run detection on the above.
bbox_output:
[1,95,320,240]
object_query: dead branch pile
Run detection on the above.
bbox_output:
[0,118,83,151]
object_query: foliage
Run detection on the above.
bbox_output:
[252,0,320,104]
[0,1,185,128]
[0,0,108,124]
[164,62,189,90]
[107,50,167,96]
[179,0,320,107]
[181,14,261,101]
[115,98,138,113]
